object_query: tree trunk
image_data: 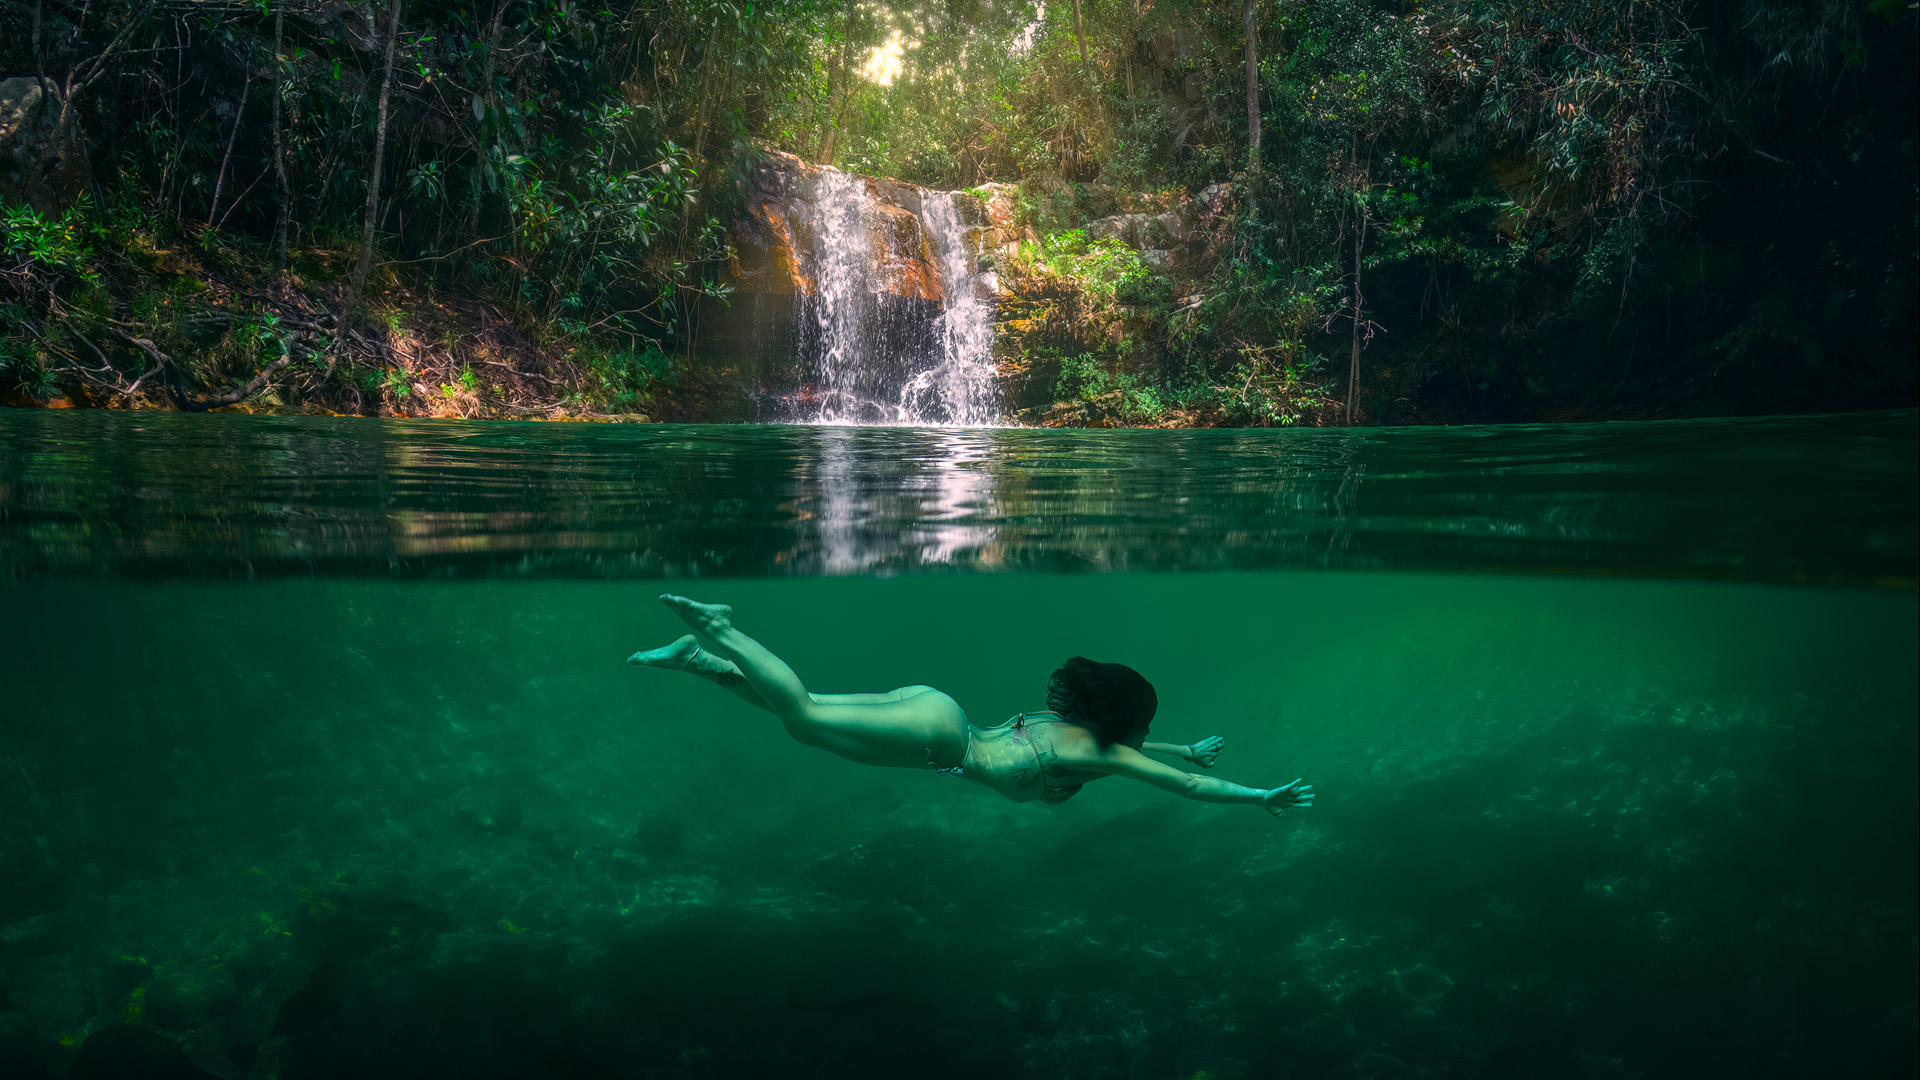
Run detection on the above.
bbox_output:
[32,0,44,90]
[206,72,252,229]
[53,1,155,153]
[1244,0,1260,212]
[819,41,853,167]
[1070,0,1096,106]
[272,6,290,269]
[816,47,840,164]
[691,32,719,168]
[471,2,506,242]
[1346,205,1366,425]
[344,0,404,322]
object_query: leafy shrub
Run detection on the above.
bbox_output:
[1,201,103,284]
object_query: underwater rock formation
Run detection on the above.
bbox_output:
[143,965,237,1032]
[65,1023,208,1080]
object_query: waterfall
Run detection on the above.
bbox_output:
[788,170,1001,427]
[910,192,1000,427]
[804,169,882,424]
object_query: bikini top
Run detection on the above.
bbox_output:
[932,711,1091,805]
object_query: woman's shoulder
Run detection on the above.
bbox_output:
[1031,717,1106,762]
[1022,710,1085,740]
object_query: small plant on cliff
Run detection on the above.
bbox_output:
[1033,230,1149,317]
[1213,340,1337,427]
[1058,352,1167,424]
[1,202,103,285]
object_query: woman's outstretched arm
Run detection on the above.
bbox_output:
[1080,744,1314,816]
[1143,736,1226,767]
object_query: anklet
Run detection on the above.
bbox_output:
[681,644,704,671]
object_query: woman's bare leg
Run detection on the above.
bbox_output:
[628,635,939,712]
[656,594,967,768]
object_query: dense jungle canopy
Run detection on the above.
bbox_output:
[0,0,1914,424]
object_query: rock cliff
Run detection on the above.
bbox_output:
[694,151,1000,423]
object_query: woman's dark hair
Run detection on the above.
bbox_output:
[1046,657,1157,747]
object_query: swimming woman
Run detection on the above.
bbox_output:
[628,594,1315,816]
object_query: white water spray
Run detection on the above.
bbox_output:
[791,169,1001,427]
[804,169,880,424]
[908,191,1001,427]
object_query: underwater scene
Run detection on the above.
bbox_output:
[1,409,1916,1080]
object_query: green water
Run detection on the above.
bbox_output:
[1,410,1915,1079]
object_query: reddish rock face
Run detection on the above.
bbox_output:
[869,201,942,302]
[729,199,806,296]
[725,149,983,305]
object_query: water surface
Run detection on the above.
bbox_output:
[3,409,1913,582]
[0,409,1913,1079]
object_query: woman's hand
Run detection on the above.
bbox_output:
[1187,736,1226,768]
[1262,778,1315,817]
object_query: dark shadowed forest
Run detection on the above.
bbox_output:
[2,0,1915,423]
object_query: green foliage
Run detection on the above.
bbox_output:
[1,201,104,285]
[1056,352,1166,424]
[0,305,35,376]
[1114,271,1174,309]
[1575,218,1647,308]
[1,0,1907,421]
[439,367,481,401]
[1032,230,1148,312]
[576,340,678,410]
[362,367,412,400]
[1715,301,1802,362]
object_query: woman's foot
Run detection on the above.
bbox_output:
[627,633,748,686]
[660,594,734,635]
[626,634,702,670]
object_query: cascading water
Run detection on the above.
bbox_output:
[803,169,881,424]
[789,169,1001,427]
[908,192,1001,427]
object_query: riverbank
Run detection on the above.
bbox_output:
[0,220,673,422]
[8,162,1911,428]
[3,157,1913,428]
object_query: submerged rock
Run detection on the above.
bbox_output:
[178,1022,242,1080]
[66,1023,210,1080]
[144,964,237,1031]
[450,787,523,838]
[0,911,75,957]
[0,1010,60,1080]
[212,915,294,996]
[98,956,153,1010]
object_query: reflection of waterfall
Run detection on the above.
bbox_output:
[907,193,1000,427]
[812,426,879,573]
[910,431,997,564]
[803,428,999,572]
[789,170,1000,427]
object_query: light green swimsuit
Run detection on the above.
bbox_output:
[929,711,1088,804]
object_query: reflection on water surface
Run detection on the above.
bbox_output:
[1,409,1913,582]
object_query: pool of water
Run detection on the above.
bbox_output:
[1,409,1915,1079]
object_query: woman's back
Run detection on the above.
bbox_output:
[950,712,1109,804]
